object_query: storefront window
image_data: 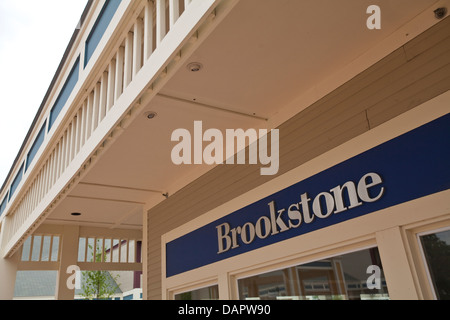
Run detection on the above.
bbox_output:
[419,229,450,300]
[238,247,388,300]
[175,285,219,300]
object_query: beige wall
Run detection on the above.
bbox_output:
[146,15,450,300]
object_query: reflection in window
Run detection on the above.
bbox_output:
[175,285,219,300]
[238,247,389,300]
[420,229,450,300]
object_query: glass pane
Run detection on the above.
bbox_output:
[120,240,127,263]
[87,238,95,262]
[14,271,57,299]
[41,236,52,261]
[51,236,60,262]
[31,236,42,261]
[78,237,86,262]
[96,238,104,262]
[112,239,120,262]
[420,229,450,300]
[175,285,219,300]
[238,247,389,300]
[128,240,135,263]
[21,237,32,262]
[104,239,112,263]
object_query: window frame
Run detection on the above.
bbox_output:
[170,279,220,301]
[416,225,450,300]
[231,243,386,300]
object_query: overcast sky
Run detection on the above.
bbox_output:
[0,0,88,186]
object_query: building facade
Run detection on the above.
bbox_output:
[0,0,449,300]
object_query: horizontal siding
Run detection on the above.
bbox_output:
[146,16,450,299]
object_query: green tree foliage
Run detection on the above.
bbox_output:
[81,244,120,300]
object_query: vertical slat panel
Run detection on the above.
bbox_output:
[84,237,89,263]
[99,72,108,122]
[54,141,60,181]
[69,119,75,162]
[85,92,94,141]
[43,159,50,196]
[115,46,125,100]
[65,127,71,169]
[144,0,154,60]
[133,19,143,76]
[65,129,70,169]
[32,178,38,208]
[63,129,69,171]
[49,149,55,186]
[12,207,19,236]
[48,235,54,262]
[76,106,83,153]
[35,174,41,206]
[49,152,55,188]
[28,181,35,216]
[28,236,34,262]
[62,133,67,175]
[38,234,44,261]
[106,239,112,263]
[81,100,88,146]
[107,62,116,111]
[42,163,48,199]
[118,239,122,263]
[51,143,59,182]
[31,176,39,209]
[101,238,105,262]
[21,193,28,226]
[52,144,59,183]
[38,169,44,202]
[124,32,134,87]
[57,141,63,179]
[70,117,77,161]
[56,141,62,180]
[58,137,64,178]
[93,238,97,262]
[156,0,166,45]
[92,82,101,132]
[169,0,180,28]
[40,167,45,201]
[59,138,64,178]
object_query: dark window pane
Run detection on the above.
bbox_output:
[238,247,389,300]
[420,229,450,300]
[175,285,219,300]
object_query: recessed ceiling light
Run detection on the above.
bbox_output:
[434,7,447,19]
[143,111,157,119]
[187,62,203,72]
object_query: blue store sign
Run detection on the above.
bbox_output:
[166,114,450,277]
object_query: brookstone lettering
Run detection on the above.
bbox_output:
[216,172,384,254]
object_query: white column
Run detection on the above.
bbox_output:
[376,226,420,300]
[55,225,80,300]
[218,272,230,300]
[0,253,20,300]
[0,219,20,300]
